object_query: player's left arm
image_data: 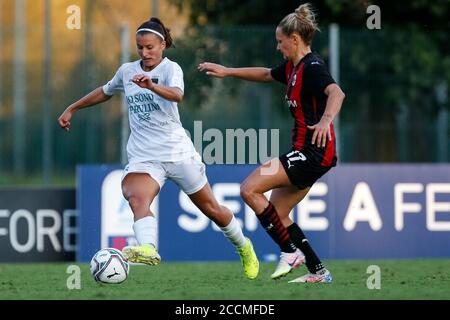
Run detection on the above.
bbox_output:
[307,83,345,147]
[132,74,183,103]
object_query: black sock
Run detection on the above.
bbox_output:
[257,202,297,253]
[287,223,324,273]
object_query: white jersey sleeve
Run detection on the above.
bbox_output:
[167,62,184,93]
[102,64,125,96]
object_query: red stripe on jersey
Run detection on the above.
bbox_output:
[321,122,336,167]
[281,233,290,243]
[312,96,318,121]
[285,61,293,82]
[292,63,306,150]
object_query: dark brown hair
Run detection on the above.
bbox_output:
[137,17,173,48]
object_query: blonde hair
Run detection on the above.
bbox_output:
[278,3,320,45]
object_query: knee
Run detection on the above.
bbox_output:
[240,182,255,204]
[127,195,149,212]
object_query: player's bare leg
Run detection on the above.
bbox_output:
[240,158,292,214]
[240,158,300,279]
[121,173,161,265]
[188,182,232,227]
[240,159,331,281]
[270,186,310,227]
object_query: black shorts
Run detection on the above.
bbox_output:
[279,150,332,190]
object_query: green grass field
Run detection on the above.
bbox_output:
[0,260,449,300]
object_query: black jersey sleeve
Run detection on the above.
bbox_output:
[302,60,336,96]
[270,61,288,84]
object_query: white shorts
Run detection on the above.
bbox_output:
[122,154,208,195]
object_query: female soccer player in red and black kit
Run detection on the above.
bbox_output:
[199,3,345,283]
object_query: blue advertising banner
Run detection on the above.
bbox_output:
[76,165,122,262]
[77,164,450,262]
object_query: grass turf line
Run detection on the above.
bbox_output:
[0,260,449,300]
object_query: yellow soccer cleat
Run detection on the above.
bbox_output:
[122,244,161,266]
[237,238,260,280]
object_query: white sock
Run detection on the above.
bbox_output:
[133,216,157,248]
[220,215,247,249]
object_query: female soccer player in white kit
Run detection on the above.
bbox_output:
[58,17,259,279]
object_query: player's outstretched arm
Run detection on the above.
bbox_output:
[198,62,272,82]
[58,86,112,131]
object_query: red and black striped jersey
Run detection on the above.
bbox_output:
[271,52,337,168]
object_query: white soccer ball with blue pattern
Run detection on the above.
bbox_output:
[90,248,130,284]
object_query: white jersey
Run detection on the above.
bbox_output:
[103,58,198,163]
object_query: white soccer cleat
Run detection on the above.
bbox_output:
[288,268,333,284]
[270,249,305,279]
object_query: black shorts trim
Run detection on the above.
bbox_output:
[279,150,332,189]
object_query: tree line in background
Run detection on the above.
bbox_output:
[170,0,450,31]
[1,0,449,185]
[168,0,450,113]
[165,0,449,163]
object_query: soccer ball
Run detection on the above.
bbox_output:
[90,248,130,284]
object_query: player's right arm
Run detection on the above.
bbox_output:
[198,62,273,82]
[58,87,112,131]
[59,64,125,131]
